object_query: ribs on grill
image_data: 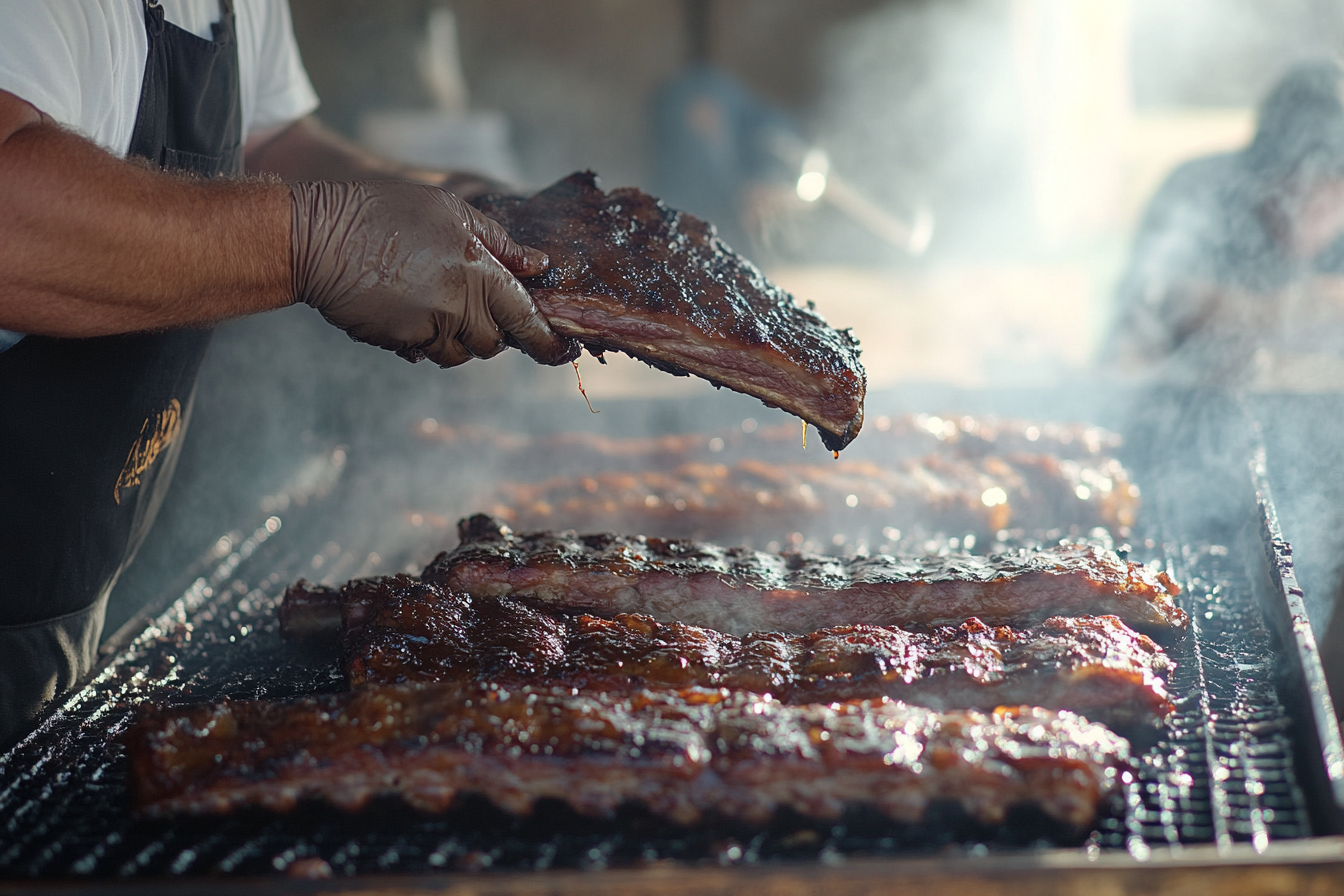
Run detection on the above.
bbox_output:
[414,515,1185,636]
[413,415,1129,472]
[484,453,1140,545]
[474,172,866,451]
[281,575,1173,728]
[125,682,1129,828]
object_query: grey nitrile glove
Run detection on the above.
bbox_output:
[290,181,577,367]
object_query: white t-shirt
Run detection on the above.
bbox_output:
[0,0,319,156]
[0,0,320,350]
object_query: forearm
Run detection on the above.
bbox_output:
[1,115,291,338]
[245,116,505,201]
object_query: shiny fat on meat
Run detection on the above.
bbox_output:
[124,682,1129,828]
[475,172,866,451]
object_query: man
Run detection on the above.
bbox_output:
[1107,60,1344,720]
[0,0,575,744]
[1107,60,1344,382]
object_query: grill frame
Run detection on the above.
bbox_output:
[2,393,1343,888]
[1245,441,1344,834]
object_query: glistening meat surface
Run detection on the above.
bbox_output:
[476,173,866,451]
[420,515,1186,636]
[284,575,1173,728]
[124,682,1129,828]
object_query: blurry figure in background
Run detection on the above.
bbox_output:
[1108,60,1344,717]
[649,0,934,261]
[650,57,802,253]
[1108,60,1344,383]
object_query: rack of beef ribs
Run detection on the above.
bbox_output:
[124,681,1129,828]
[474,172,866,451]
[280,575,1173,729]
[411,515,1184,637]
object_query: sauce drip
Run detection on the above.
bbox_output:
[573,361,599,413]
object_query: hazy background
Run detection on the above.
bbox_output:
[282,0,1344,390]
[111,0,1344,642]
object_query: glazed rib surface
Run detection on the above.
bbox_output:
[477,172,866,450]
[419,516,1186,635]
[125,682,1129,827]
[289,575,1172,727]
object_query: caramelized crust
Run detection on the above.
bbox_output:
[477,173,866,450]
[124,683,1129,827]
[420,516,1186,636]
[311,575,1172,728]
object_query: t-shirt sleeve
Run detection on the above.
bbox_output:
[242,0,320,137]
[0,2,142,154]
[0,3,81,121]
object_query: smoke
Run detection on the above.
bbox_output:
[109,0,1344,641]
[1130,0,1344,108]
[801,0,1344,632]
[805,0,1036,264]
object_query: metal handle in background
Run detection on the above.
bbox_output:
[792,147,934,256]
[820,171,934,255]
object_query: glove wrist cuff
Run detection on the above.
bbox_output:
[289,181,318,307]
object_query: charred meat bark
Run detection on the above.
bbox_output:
[281,575,1173,728]
[476,173,866,451]
[419,516,1186,636]
[125,682,1129,827]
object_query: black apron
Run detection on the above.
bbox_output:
[0,0,242,744]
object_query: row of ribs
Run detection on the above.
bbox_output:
[126,682,1129,828]
[413,414,1128,470]
[413,415,1141,545]
[420,515,1184,637]
[484,454,1140,546]
[283,573,1172,730]
[133,511,1179,831]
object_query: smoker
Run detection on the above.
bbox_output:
[1,385,1343,893]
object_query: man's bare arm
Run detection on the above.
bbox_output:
[244,115,502,201]
[0,89,291,338]
[1,93,570,366]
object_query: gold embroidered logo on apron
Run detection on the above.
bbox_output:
[114,398,182,505]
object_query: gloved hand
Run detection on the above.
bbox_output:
[289,181,578,367]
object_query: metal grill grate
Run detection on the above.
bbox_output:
[1124,544,1311,852]
[0,451,1321,879]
